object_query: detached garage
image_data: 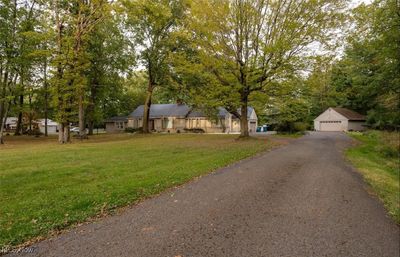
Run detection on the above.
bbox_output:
[314,107,366,132]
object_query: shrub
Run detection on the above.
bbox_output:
[183,128,205,133]
[25,129,42,136]
[125,127,142,133]
[293,122,308,132]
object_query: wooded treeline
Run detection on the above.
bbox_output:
[0,0,398,143]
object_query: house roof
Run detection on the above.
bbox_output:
[130,104,255,119]
[332,107,366,121]
[36,119,58,126]
[130,104,191,118]
[4,117,18,125]
[187,107,228,118]
[105,116,128,123]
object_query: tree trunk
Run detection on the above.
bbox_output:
[0,69,9,132]
[44,60,48,136]
[78,94,87,139]
[87,81,97,136]
[64,123,70,142]
[58,122,71,144]
[44,106,48,137]
[58,123,64,143]
[14,94,23,135]
[239,95,249,138]
[88,119,94,135]
[28,93,32,132]
[0,102,10,144]
[142,84,153,133]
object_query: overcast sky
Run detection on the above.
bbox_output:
[350,0,373,8]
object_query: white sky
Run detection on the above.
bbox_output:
[350,0,373,8]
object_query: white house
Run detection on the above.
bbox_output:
[37,119,59,134]
[314,107,366,132]
[3,117,18,131]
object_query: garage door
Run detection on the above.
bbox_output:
[319,121,342,131]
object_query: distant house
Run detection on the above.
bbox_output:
[37,119,59,134]
[105,116,128,133]
[3,117,18,131]
[127,104,258,133]
[1,117,59,134]
[314,107,366,132]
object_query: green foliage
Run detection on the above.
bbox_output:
[327,0,400,129]
[122,0,186,86]
[168,0,346,136]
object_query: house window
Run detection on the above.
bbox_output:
[116,122,124,129]
[163,118,173,129]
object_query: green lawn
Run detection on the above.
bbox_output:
[346,131,400,223]
[0,133,278,248]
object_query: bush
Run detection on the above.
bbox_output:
[25,129,42,136]
[183,128,205,133]
[293,122,308,132]
[274,122,308,133]
[125,127,142,133]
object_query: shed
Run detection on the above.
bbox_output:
[314,107,366,132]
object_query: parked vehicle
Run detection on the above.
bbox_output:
[70,127,88,133]
[256,125,268,133]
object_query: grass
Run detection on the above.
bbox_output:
[346,130,400,223]
[0,133,279,248]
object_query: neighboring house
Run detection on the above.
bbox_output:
[36,119,59,134]
[2,117,59,134]
[2,117,18,131]
[126,104,258,133]
[105,116,128,133]
[314,107,366,132]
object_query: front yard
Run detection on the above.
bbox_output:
[0,134,279,248]
[346,131,400,223]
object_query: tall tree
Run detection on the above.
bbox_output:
[179,0,346,137]
[329,0,400,129]
[122,0,186,133]
[0,0,41,142]
[85,8,134,135]
[51,0,107,143]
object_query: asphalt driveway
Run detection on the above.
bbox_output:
[7,132,399,257]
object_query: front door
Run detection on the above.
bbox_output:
[149,120,155,130]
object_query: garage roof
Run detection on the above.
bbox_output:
[332,108,366,121]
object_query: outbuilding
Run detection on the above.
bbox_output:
[314,107,366,132]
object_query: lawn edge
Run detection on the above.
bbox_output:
[2,136,294,253]
[344,133,400,225]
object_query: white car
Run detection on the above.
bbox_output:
[70,127,88,133]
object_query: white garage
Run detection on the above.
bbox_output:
[314,107,366,132]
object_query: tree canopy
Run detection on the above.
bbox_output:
[0,0,398,143]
